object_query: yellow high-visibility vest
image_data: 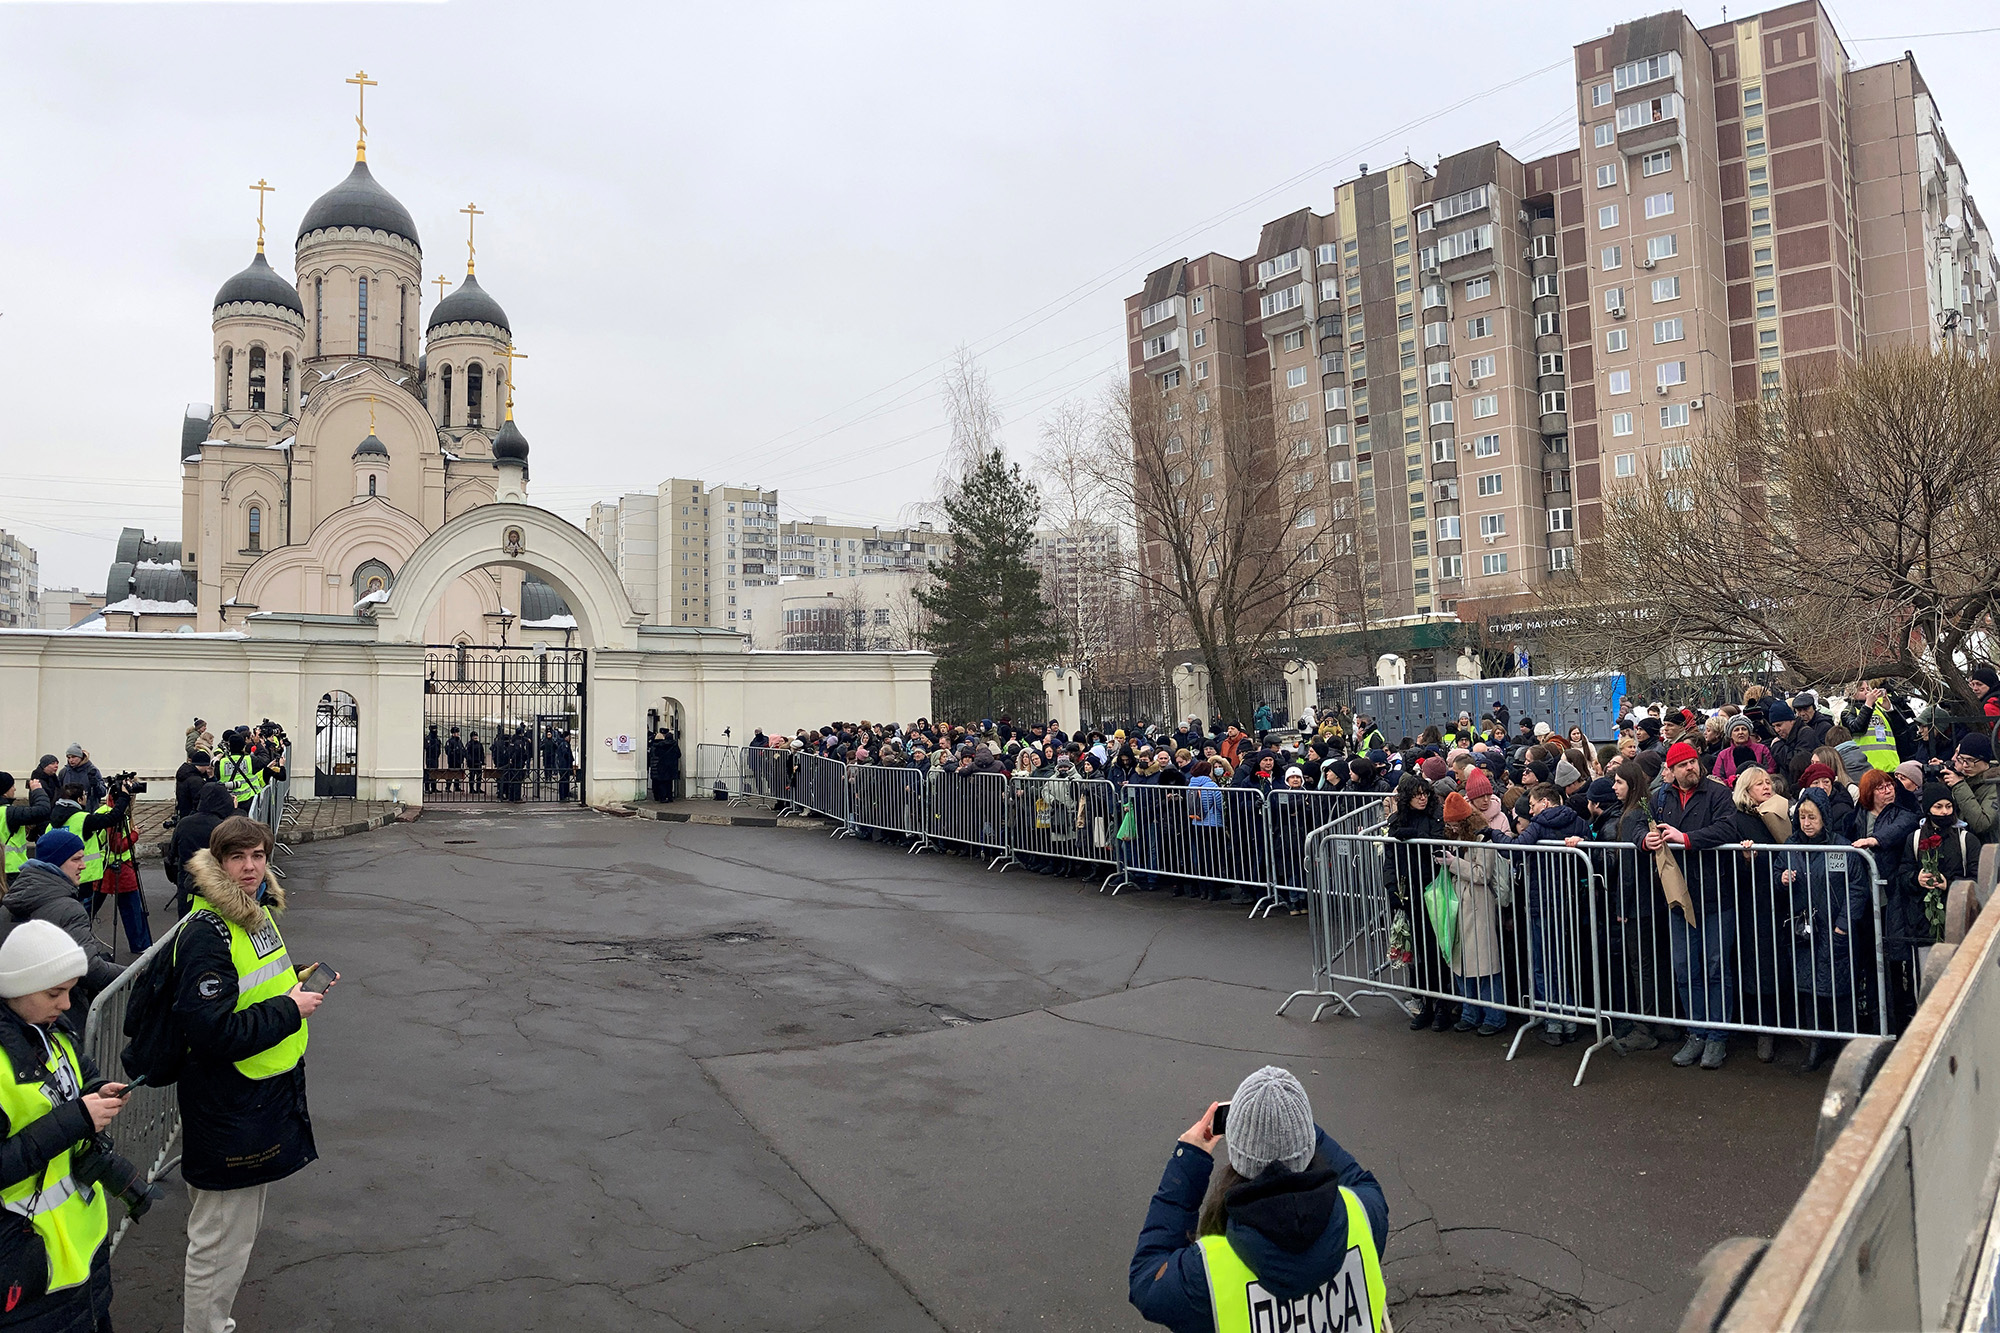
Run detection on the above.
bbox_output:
[181,897,308,1080]
[1197,1186,1387,1333]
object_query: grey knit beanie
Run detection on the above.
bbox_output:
[1553,758,1582,788]
[1225,1065,1315,1177]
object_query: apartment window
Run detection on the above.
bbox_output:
[1291,438,1314,459]
[1482,552,1509,576]
[1657,360,1686,388]
[1434,184,1490,222]
[1662,444,1692,471]
[1598,204,1619,230]
[1643,191,1674,219]
[1750,206,1772,238]
[1316,244,1337,264]
[1745,125,1766,157]
[1614,452,1636,477]
[1324,387,1347,410]
[1293,471,1314,492]
[1194,359,1209,381]
[1653,318,1684,344]
[1142,330,1181,359]
[1199,458,1216,478]
[1472,433,1500,458]
[1162,369,1180,388]
[1286,366,1308,388]
[1465,275,1492,300]
[1742,83,1763,112]
[1192,294,1205,313]
[1431,514,1459,543]
[1646,233,1678,262]
[1540,390,1568,415]
[1436,554,1462,579]
[1534,273,1560,299]
[1260,285,1304,318]
[1431,438,1453,463]
[1594,123,1615,148]
[1548,507,1574,533]
[1166,401,1182,422]
[1660,403,1690,428]
[1611,412,1634,436]
[1327,424,1348,447]
[1549,545,1574,571]
[1596,163,1618,189]
[1747,165,1769,199]
[1331,460,1352,482]
[1756,287,1776,320]
[1201,493,1216,512]
[1535,311,1560,336]
[1166,433,1184,454]
[1472,394,1498,418]
[1478,513,1507,540]
[1601,245,1623,270]
[1608,368,1633,395]
[1294,509,1316,527]
[1465,316,1492,339]
[1592,82,1613,107]
[1616,93,1682,131]
[1287,401,1310,422]
[1614,51,1677,91]
[1256,250,1303,282]
[1435,224,1494,262]
[1425,401,1452,425]
[1191,326,1206,348]
[1320,351,1344,373]
[1283,328,1306,352]
[1753,245,1774,279]
[1139,298,1181,326]
[1476,473,1503,497]
[1604,286,1626,314]
[1759,327,1780,347]
[1422,282,1447,310]
[1642,150,1673,177]
[1423,321,1450,348]
[1466,355,1495,380]
[1426,362,1452,387]
[1651,275,1681,302]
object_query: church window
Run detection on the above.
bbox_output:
[281,353,293,414]
[247,506,262,553]
[313,277,323,355]
[368,475,376,496]
[466,362,484,428]
[357,276,369,356]
[440,365,453,427]
[398,284,408,363]
[221,347,234,411]
[247,347,267,412]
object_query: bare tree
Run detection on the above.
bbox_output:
[883,576,935,652]
[1090,377,1328,726]
[1032,398,1127,680]
[1538,349,2000,707]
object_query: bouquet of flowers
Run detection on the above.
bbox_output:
[1387,909,1413,969]
[1921,833,1946,937]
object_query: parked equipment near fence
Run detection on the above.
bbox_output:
[82,916,190,1253]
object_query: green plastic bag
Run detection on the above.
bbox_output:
[1115,799,1138,841]
[1422,867,1459,971]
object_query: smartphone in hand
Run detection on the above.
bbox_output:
[1212,1102,1230,1136]
[297,964,337,995]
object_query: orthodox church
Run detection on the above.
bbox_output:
[103,92,568,641]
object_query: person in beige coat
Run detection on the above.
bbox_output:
[1438,792,1507,1034]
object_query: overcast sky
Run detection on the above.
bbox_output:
[2,0,1994,590]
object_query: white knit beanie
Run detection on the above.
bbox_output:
[1225,1065,1316,1178]
[0,921,88,998]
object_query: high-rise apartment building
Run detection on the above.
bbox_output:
[0,533,39,628]
[775,518,950,582]
[1126,1,1992,633]
[585,480,779,627]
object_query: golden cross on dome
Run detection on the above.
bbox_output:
[346,70,378,161]
[432,274,451,303]
[504,344,526,419]
[248,179,275,254]
[460,202,483,274]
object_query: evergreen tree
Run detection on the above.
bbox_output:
[917,449,1065,705]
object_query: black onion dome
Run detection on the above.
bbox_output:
[426,272,510,333]
[213,251,304,314]
[492,417,529,462]
[298,160,420,247]
[353,430,389,459]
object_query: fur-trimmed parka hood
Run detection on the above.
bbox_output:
[185,848,284,927]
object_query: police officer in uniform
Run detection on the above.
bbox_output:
[0,919,148,1332]
[1129,1066,1388,1333]
[176,817,328,1333]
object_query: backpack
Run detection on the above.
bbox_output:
[119,919,199,1085]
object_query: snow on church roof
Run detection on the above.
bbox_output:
[102,597,196,615]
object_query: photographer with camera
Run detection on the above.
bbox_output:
[0,774,54,888]
[0,918,158,1332]
[48,777,134,913]
[1129,1067,1388,1333]
[215,731,280,817]
[177,816,328,1333]
[3,831,125,1009]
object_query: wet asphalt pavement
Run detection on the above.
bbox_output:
[105,809,1828,1331]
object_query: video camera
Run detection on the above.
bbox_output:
[73,1133,162,1220]
[109,770,148,796]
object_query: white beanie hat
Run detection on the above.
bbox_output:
[0,921,87,998]
[1225,1065,1316,1178]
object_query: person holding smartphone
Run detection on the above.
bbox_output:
[176,816,331,1333]
[1128,1066,1389,1333]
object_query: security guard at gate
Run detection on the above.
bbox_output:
[1129,1066,1389,1333]
[177,817,325,1332]
[0,918,147,1327]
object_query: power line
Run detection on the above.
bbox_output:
[1846,26,2000,41]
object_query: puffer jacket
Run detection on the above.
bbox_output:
[0,864,123,1001]
[1129,1128,1387,1333]
[174,851,317,1192]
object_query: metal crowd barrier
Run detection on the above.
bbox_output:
[1259,790,1391,919]
[848,766,932,852]
[81,915,190,1253]
[993,776,1119,880]
[1108,785,1273,900]
[787,753,853,834]
[924,770,1008,862]
[1278,831,1887,1085]
[691,744,745,801]
[739,747,793,807]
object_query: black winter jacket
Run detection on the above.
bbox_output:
[173,784,240,903]
[173,851,316,1192]
[0,866,122,1001]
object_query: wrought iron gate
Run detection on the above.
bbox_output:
[315,690,359,798]
[422,644,586,805]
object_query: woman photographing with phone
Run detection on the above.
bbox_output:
[1129,1066,1388,1332]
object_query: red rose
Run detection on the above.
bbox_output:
[1921,834,1943,852]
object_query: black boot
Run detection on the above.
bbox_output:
[1803,1038,1830,1073]
[1408,1001,1434,1031]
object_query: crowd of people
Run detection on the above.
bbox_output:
[0,716,321,1332]
[742,672,2000,1071]
[423,721,575,802]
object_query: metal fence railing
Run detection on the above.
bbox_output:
[247,746,295,878]
[81,915,190,1253]
[691,744,744,802]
